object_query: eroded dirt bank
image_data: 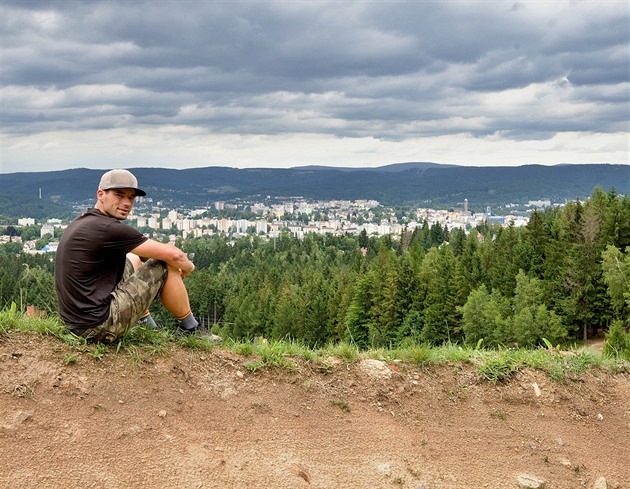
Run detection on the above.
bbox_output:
[1,334,629,489]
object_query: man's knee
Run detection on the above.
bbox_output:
[140,259,168,280]
[126,253,143,271]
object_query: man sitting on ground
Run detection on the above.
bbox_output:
[54,168,221,343]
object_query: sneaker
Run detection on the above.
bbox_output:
[180,325,223,344]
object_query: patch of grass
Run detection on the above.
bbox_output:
[87,343,109,361]
[63,353,78,365]
[0,303,22,333]
[231,340,254,356]
[57,331,89,350]
[0,305,621,382]
[244,340,297,372]
[330,399,351,412]
[478,351,521,383]
[175,332,221,351]
[605,358,630,373]
[393,343,434,367]
[436,342,475,364]
[0,303,68,338]
[274,337,319,361]
[490,409,507,420]
[366,347,392,362]
[327,341,360,363]
[515,348,555,370]
[564,349,602,374]
[114,325,172,363]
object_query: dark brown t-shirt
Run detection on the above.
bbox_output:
[54,208,148,328]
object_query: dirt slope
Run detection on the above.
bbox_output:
[1,333,629,489]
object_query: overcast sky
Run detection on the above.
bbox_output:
[1,0,628,174]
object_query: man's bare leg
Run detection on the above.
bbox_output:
[159,264,195,322]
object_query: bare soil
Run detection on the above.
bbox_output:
[1,333,629,489]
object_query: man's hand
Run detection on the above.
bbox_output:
[179,262,194,278]
[130,239,196,275]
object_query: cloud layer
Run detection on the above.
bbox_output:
[1,0,628,173]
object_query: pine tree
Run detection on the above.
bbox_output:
[601,245,630,322]
[562,202,607,339]
[344,272,376,348]
[420,246,461,344]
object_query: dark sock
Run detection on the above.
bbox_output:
[177,312,199,331]
[137,313,159,329]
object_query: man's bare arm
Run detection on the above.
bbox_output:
[130,240,195,277]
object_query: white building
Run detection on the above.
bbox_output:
[40,223,55,238]
[235,219,250,233]
[255,219,268,235]
[217,218,232,234]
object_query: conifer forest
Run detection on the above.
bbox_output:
[2,187,629,350]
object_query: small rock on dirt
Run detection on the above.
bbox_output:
[517,474,545,488]
[359,359,392,379]
[532,382,541,397]
[593,476,607,489]
[15,411,32,423]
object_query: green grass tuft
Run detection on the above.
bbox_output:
[244,339,298,372]
[394,344,434,366]
[477,351,521,383]
[330,399,351,412]
[327,341,360,362]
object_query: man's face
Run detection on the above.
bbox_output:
[97,188,136,220]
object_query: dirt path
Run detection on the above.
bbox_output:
[1,333,629,489]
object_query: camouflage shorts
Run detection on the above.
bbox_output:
[80,258,167,343]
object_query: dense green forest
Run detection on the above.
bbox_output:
[1,187,629,350]
[0,194,76,222]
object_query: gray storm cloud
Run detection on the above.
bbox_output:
[1,0,628,172]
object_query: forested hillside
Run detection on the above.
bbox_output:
[1,163,627,215]
[0,195,76,221]
[2,187,628,350]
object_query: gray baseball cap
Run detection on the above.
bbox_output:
[98,169,146,197]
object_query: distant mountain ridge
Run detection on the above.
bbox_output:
[1,163,627,215]
[292,162,458,172]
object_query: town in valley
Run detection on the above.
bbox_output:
[4,195,552,254]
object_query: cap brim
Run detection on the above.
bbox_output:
[102,186,146,197]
